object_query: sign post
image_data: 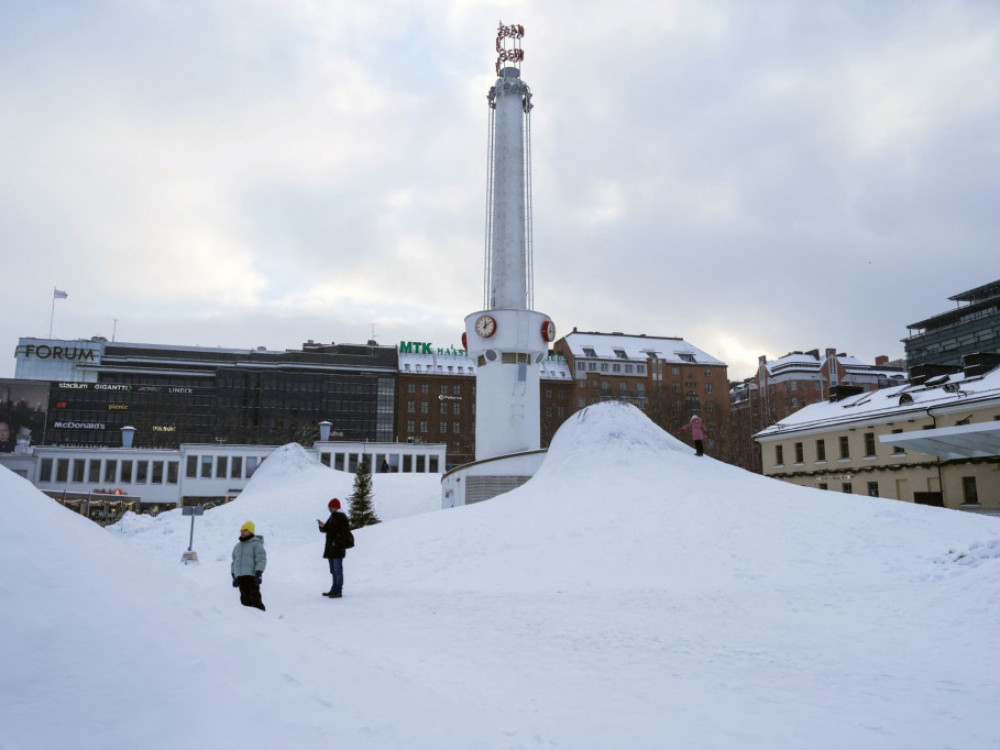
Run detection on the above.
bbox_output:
[180,505,205,564]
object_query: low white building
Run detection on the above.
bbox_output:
[1,436,446,514]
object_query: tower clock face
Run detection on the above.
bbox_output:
[475,314,497,338]
[541,320,556,343]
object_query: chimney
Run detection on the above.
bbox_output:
[121,425,136,449]
[875,355,888,366]
[825,348,837,358]
[319,421,332,442]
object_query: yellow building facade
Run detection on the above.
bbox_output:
[755,367,1000,510]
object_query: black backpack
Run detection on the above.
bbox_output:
[340,528,356,549]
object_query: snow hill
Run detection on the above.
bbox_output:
[2,401,1000,749]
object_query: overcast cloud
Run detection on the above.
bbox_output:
[2,0,998,380]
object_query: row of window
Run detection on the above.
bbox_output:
[774,432,908,467]
[185,454,261,480]
[39,457,181,485]
[318,452,440,474]
[408,401,464,414]
[405,421,464,435]
[816,477,980,505]
[406,383,467,395]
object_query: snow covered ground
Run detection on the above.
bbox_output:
[3,401,1000,749]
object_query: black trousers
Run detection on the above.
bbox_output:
[237,576,265,610]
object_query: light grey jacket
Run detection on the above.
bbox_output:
[231,535,267,578]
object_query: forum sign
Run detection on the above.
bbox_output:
[15,338,104,383]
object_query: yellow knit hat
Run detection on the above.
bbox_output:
[240,521,255,534]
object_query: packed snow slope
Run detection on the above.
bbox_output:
[3,401,1000,749]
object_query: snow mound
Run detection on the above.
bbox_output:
[539,399,691,475]
[241,442,320,491]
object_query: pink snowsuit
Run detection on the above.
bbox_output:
[680,419,708,455]
[680,419,708,441]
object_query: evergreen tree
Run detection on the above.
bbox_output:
[348,454,380,529]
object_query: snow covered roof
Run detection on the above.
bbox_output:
[755,366,1000,439]
[561,331,725,366]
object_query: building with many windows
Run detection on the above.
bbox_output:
[730,348,906,472]
[904,278,1000,372]
[395,343,572,468]
[552,330,731,458]
[12,337,398,448]
[754,362,1000,510]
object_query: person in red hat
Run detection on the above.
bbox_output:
[317,499,351,598]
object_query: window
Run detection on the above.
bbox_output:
[408,383,416,394]
[839,436,850,459]
[842,483,853,493]
[775,445,784,466]
[816,439,826,462]
[72,460,85,483]
[167,462,179,484]
[440,401,448,414]
[231,456,243,478]
[104,460,117,483]
[818,483,828,490]
[201,456,212,478]
[440,421,448,433]
[962,477,979,505]
[794,443,804,464]
[408,401,415,413]
[136,461,148,483]
[441,384,448,395]
[120,460,132,483]
[867,482,879,497]
[420,384,429,394]
[452,403,461,415]
[88,459,101,484]
[246,456,259,477]
[705,383,713,394]
[583,347,596,357]
[614,349,627,359]
[152,461,164,484]
[420,421,428,433]
[186,456,198,478]
[420,402,429,414]
[864,432,876,457]
[453,422,461,434]
[40,458,53,482]
[406,420,415,433]
[216,456,228,478]
[891,429,905,455]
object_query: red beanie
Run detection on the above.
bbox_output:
[328,498,341,510]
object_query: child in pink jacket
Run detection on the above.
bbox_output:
[679,415,708,456]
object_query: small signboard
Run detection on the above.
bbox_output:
[181,505,206,564]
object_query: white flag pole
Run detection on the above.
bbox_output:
[49,287,68,337]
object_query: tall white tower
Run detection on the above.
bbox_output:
[464,23,556,461]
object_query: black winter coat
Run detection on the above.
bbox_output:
[320,511,351,559]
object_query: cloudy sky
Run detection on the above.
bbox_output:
[2,0,998,380]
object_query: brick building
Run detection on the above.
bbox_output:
[552,330,731,458]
